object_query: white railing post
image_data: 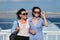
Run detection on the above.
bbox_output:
[3,34,4,40]
[46,34,48,40]
[56,34,57,40]
[0,31,60,40]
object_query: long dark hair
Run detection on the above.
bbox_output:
[32,7,41,17]
[16,8,26,19]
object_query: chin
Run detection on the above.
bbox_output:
[35,16,39,17]
[35,15,39,17]
[24,18,27,20]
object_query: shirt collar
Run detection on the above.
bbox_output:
[32,17,40,20]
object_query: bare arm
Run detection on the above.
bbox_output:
[14,26,20,32]
[41,11,48,27]
[43,16,48,27]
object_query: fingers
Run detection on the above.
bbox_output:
[41,11,46,18]
[41,11,45,15]
[30,30,36,35]
[15,26,20,31]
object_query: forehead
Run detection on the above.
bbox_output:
[34,9,40,12]
[21,11,26,13]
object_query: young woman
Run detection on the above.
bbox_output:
[29,7,48,40]
[11,8,29,40]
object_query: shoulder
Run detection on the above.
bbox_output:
[27,18,32,21]
[27,18,32,22]
[13,19,18,24]
[38,18,44,22]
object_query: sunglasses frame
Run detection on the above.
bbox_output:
[21,13,28,16]
[33,11,40,14]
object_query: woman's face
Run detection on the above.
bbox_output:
[19,11,28,19]
[33,9,40,17]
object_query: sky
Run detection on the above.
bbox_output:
[0,0,60,12]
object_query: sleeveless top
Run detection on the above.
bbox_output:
[17,19,30,37]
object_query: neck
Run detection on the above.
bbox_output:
[33,17,38,20]
[20,19,27,21]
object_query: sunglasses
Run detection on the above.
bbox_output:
[21,13,28,16]
[34,11,40,14]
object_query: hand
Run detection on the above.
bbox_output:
[41,11,46,18]
[30,30,36,35]
[15,26,20,32]
[41,11,48,27]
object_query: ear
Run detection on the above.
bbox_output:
[19,14,21,17]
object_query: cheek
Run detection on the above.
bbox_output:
[22,16,27,18]
[34,14,39,16]
[22,16,24,18]
[20,15,24,18]
[19,15,21,17]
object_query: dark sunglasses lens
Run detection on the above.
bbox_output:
[22,13,28,15]
[26,13,28,15]
[38,12,40,13]
[34,12,40,13]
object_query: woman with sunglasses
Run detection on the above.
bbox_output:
[29,7,48,40]
[11,8,29,40]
